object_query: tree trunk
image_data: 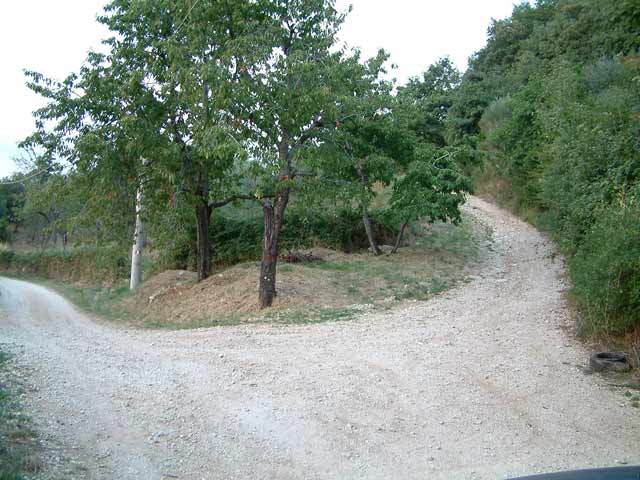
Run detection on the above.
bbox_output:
[356,159,381,256]
[259,189,290,309]
[362,205,382,255]
[129,188,145,290]
[390,221,409,254]
[195,202,212,282]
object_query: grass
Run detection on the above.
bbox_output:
[262,307,359,325]
[0,350,40,479]
[142,312,246,330]
[142,307,360,329]
[55,282,132,322]
[302,215,486,306]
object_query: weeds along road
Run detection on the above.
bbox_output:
[0,197,638,480]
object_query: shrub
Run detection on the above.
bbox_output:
[478,57,640,335]
[210,206,397,266]
[570,198,640,334]
[0,245,129,284]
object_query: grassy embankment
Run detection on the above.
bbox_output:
[0,212,490,329]
[0,350,40,479]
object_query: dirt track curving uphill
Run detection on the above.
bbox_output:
[1,197,638,480]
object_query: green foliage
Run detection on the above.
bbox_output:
[22,0,398,294]
[312,84,416,212]
[22,0,259,280]
[0,245,129,284]
[208,206,397,266]
[470,2,556,77]
[446,71,507,146]
[232,0,374,192]
[536,60,639,247]
[0,182,25,242]
[570,199,640,334]
[16,169,135,250]
[481,77,547,208]
[399,57,461,146]
[389,146,472,226]
[209,214,262,266]
[146,195,196,272]
[465,0,640,335]
[448,0,640,147]
[312,61,473,254]
[480,59,640,334]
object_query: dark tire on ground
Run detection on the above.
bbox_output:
[589,352,631,373]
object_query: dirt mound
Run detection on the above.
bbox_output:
[124,270,197,309]
[122,235,483,327]
[125,262,349,326]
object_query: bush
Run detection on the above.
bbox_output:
[0,245,129,284]
[149,202,400,272]
[570,200,640,334]
[210,214,262,265]
[478,57,640,335]
[209,206,397,266]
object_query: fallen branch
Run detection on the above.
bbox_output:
[280,250,322,264]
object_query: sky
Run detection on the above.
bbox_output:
[0,0,518,178]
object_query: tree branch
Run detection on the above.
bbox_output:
[293,112,363,151]
[209,193,269,208]
[294,114,326,148]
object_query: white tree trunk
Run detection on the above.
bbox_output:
[129,188,145,290]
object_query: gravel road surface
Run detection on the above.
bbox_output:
[1,197,638,480]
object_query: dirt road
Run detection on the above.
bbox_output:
[1,197,638,480]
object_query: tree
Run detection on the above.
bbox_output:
[129,181,145,290]
[0,178,26,242]
[98,0,255,281]
[388,146,472,253]
[23,0,254,282]
[325,99,472,257]
[302,55,472,258]
[399,57,461,146]
[323,82,414,255]
[230,0,373,308]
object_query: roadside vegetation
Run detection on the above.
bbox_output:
[0,350,40,479]
[5,210,488,329]
[442,0,639,340]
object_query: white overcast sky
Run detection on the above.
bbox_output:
[0,0,519,178]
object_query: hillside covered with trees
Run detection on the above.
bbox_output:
[0,0,638,336]
[445,0,639,335]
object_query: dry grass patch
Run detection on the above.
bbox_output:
[123,263,354,328]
